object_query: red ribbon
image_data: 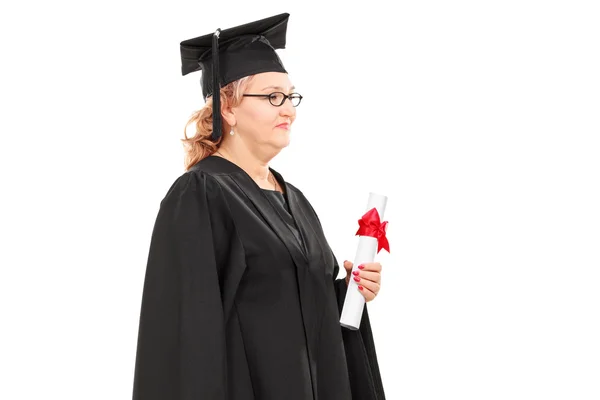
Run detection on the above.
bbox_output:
[355,207,390,253]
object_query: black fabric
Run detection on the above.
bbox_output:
[334,279,386,400]
[262,188,305,254]
[132,156,386,399]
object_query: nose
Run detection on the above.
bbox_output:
[279,97,296,119]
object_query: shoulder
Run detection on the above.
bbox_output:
[160,167,223,208]
[284,181,305,201]
[282,177,300,193]
[189,155,239,177]
[270,168,311,206]
[283,180,323,223]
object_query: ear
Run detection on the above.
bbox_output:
[220,96,237,130]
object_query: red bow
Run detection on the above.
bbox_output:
[355,207,390,253]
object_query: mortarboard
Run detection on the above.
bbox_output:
[180,13,290,141]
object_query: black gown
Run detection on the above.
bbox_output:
[132,156,385,399]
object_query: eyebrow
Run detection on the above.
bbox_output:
[261,85,296,92]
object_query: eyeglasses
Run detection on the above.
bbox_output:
[242,92,303,107]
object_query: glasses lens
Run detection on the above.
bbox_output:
[269,92,286,106]
[290,94,302,107]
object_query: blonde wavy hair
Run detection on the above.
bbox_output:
[181,75,255,170]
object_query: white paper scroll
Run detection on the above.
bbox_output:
[339,192,388,330]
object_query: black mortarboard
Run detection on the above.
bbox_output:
[180,13,290,141]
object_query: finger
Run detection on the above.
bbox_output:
[353,275,380,295]
[343,260,353,272]
[351,270,381,284]
[357,284,377,302]
[358,262,382,273]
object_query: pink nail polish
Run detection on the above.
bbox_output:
[358,265,364,270]
[358,285,364,291]
[352,271,359,276]
[353,276,361,282]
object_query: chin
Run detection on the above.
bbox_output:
[279,137,291,149]
[271,135,290,149]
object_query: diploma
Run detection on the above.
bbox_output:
[340,192,389,330]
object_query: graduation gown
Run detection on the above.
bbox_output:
[132,156,385,399]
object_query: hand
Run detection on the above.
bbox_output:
[343,260,382,302]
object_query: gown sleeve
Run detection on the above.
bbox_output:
[132,171,229,399]
[332,254,387,400]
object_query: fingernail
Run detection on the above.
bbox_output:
[353,276,361,282]
[358,264,364,270]
[358,285,364,291]
[352,271,359,276]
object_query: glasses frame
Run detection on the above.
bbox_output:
[242,91,303,107]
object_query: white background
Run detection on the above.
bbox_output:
[1,0,599,399]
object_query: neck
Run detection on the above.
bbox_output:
[215,138,280,190]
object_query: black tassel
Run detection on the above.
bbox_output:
[211,29,222,142]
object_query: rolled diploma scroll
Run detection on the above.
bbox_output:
[339,192,387,330]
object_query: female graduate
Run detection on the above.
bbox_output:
[132,13,386,400]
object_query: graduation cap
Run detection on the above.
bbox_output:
[180,13,290,141]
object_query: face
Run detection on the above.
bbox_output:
[231,72,297,151]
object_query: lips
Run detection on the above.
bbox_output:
[276,123,290,130]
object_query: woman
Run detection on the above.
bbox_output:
[132,13,386,400]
